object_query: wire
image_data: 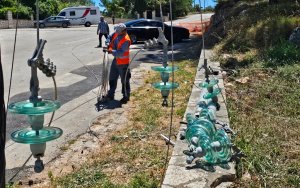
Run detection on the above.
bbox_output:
[71,38,101,84]
[6,2,20,116]
[8,154,32,183]
[124,48,144,98]
[162,0,175,182]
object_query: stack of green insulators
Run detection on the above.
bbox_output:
[151,66,179,73]
[203,88,221,99]
[185,109,232,164]
[152,82,179,90]
[199,79,218,88]
[8,99,62,144]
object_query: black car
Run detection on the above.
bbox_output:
[34,16,70,28]
[124,19,190,43]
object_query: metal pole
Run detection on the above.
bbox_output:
[160,2,165,31]
[30,0,40,102]
[0,46,6,188]
[36,0,39,48]
[199,0,205,59]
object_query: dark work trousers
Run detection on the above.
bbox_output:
[107,59,131,98]
[99,33,108,47]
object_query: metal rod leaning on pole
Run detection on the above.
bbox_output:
[0,46,6,188]
[36,0,40,48]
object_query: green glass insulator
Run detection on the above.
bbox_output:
[201,138,217,164]
[186,119,216,139]
[11,127,63,144]
[8,99,60,115]
[152,82,179,90]
[203,88,221,99]
[199,79,219,88]
[151,66,179,73]
[213,129,232,163]
[199,108,216,122]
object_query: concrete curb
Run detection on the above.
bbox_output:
[162,49,236,188]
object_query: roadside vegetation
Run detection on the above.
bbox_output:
[0,0,196,20]
[0,0,94,19]
[51,59,198,187]
[210,0,300,187]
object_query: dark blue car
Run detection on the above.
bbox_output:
[125,19,190,43]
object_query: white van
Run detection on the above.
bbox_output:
[57,6,101,27]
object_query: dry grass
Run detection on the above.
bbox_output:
[56,59,198,188]
[224,64,300,187]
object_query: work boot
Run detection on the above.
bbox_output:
[120,96,130,104]
[101,95,114,102]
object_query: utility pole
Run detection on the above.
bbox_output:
[0,46,6,188]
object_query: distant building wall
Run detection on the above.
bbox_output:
[0,11,34,29]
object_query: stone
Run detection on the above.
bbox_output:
[289,27,300,47]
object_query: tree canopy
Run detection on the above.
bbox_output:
[0,0,94,19]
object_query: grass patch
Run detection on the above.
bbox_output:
[225,63,300,187]
[55,59,197,187]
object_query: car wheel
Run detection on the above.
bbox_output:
[62,23,68,28]
[85,22,91,27]
[129,34,137,44]
[39,23,45,28]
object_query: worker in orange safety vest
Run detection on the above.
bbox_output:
[103,23,132,104]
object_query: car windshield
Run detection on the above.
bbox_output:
[58,12,66,17]
[125,19,145,27]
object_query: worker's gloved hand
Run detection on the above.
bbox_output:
[103,47,108,52]
[105,38,110,46]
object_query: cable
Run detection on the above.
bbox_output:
[123,48,144,98]
[96,51,110,100]
[45,76,58,127]
[8,154,32,183]
[6,1,20,116]
[162,0,175,182]
[71,38,101,84]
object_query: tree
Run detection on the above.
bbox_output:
[100,0,125,17]
[133,0,147,15]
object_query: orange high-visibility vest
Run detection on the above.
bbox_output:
[108,33,131,65]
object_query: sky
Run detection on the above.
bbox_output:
[93,0,217,11]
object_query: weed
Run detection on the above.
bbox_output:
[225,64,300,187]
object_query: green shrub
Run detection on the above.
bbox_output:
[247,17,300,49]
[265,40,300,67]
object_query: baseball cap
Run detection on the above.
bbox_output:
[116,23,126,34]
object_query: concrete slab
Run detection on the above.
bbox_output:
[162,49,236,188]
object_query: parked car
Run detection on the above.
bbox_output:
[34,16,70,28]
[124,19,190,43]
[57,6,101,27]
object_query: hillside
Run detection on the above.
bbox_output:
[206,0,300,187]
